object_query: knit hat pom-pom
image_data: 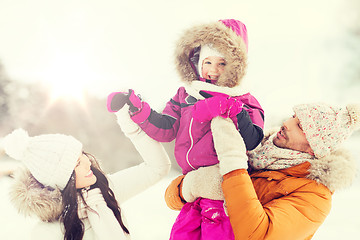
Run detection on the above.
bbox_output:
[347,104,360,131]
[3,128,30,160]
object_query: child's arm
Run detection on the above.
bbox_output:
[236,93,265,150]
[136,93,182,142]
[108,88,184,142]
[236,108,264,150]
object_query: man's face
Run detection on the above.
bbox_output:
[273,114,314,155]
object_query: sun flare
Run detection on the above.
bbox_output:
[40,53,94,103]
[48,76,86,102]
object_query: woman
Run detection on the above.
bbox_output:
[2,106,171,240]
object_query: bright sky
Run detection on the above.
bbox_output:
[0,0,357,124]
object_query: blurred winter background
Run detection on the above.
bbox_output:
[0,0,359,239]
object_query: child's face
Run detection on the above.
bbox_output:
[201,56,226,81]
[75,153,97,189]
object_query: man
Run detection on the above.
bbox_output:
[165,102,359,240]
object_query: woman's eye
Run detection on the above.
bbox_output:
[204,61,211,64]
[220,62,226,66]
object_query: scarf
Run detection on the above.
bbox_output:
[248,133,315,170]
[78,188,129,240]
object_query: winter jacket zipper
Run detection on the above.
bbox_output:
[185,118,196,171]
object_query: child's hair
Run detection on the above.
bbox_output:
[60,152,129,240]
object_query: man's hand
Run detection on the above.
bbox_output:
[211,117,249,175]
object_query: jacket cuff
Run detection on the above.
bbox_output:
[179,177,186,203]
[130,102,151,124]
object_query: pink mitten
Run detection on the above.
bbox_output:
[192,91,243,123]
[225,97,244,118]
[192,95,228,123]
[107,91,128,112]
[107,89,142,113]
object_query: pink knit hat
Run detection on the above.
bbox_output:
[219,19,248,52]
[293,103,360,158]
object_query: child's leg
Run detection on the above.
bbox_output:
[200,198,235,240]
[170,198,202,240]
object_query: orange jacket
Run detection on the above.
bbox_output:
[222,162,332,240]
[165,162,334,240]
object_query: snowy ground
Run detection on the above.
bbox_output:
[1,136,359,240]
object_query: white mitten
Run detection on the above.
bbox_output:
[182,164,224,202]
[211,117,248,175]
[115,105,141,136]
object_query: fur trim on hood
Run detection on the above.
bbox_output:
[175,20,248,88]
[9,159,103,222]
[307,148,357,192]
[260,128,357,192]
[9,167,63,222]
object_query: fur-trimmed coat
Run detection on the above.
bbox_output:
[220,128,357,240]
[9,107,171,240]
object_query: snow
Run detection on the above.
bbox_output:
[0,1,359,238]
[1,136,359,240]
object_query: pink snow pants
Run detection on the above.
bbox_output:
[169,198,235,240]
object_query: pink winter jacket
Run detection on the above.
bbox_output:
[132,82,264,174]
[130,19,265,174]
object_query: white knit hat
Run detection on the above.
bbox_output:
[2,129,83,190]
[198,44,225,78]
[293,103,360,158]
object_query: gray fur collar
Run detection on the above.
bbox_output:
[175,21,248,88]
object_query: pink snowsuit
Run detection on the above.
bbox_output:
[130,19,264,239]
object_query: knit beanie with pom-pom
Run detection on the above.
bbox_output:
[2,129,82,190]
[294,103,360,158]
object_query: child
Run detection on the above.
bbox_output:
[107,19,264,239]
[1,106,171,240]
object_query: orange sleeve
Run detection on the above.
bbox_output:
[222,169,332,240]
[164,175,186,211]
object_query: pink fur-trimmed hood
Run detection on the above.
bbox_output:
[174,19,249,88]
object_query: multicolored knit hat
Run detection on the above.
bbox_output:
[2,129,83,190]
[293,103,360,158]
